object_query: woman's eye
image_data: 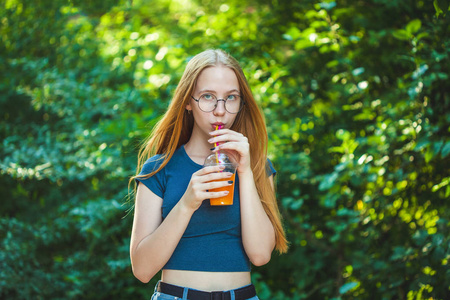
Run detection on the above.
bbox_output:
[227,95,237,101]
[202,94,214,100]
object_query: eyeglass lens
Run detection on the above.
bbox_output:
[198,94,242,113]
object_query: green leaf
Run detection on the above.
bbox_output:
[319,1,337,10]
[432,177,450,192]
[425,148,434,163]
[412,64,429,79]
[416,32,429,40]
[435,0,450,14]
[392,29,410,40]
[336,129,351,140]
[433,0,449,16]
[352,67,365,76]
[319,172,339,191]
[406,19,422,34]
[339,282,359,294]
[441,142,450,157]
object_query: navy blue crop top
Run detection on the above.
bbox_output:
[135,145,276,272]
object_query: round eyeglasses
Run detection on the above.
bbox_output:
[191,94,244,114]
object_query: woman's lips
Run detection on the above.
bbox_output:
[212,123,224,129]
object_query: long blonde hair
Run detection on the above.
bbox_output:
[132,49,288,253]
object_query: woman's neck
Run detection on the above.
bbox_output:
[184,130,212,164]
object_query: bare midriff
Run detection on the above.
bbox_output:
[161,269,251,291]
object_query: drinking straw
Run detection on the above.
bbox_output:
[214,125,222,165]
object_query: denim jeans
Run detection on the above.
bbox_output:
[150,281,259,300]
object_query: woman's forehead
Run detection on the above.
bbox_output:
[195,66,239,92]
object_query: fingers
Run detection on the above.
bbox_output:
[192,167,233,189]
[208,129,246,144]
[212,141,248,152]
[208,190,231,199]
[189,170,234,201]
[185,166,235,210]
[202,172,234,184]
[203,179,234,191]
[199,166,232,179]
[199,183,233,201]
[199,165,224,176]
[208,130,249,155]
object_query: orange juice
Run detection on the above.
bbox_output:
[210,173,235,206]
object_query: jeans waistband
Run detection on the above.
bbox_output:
[158,281,256,300]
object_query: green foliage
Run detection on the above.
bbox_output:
[1,0,449,299]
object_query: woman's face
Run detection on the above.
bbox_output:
[187,65,240,137]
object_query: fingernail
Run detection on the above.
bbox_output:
[210,147,215,151]
[228,180,233,184]
[208,138,213,143]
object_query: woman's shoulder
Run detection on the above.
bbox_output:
[144,153,165,164]
[140,154,166,175]
[140,147,185,174]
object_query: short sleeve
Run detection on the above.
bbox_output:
[266,158,276,177]
[135,155,166,198]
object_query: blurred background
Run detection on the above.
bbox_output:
[1,0,449,299]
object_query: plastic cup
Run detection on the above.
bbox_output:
[204,152,238,206]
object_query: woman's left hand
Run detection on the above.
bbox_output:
[208,129,251,175]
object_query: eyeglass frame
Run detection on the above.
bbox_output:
[190,94,245,114]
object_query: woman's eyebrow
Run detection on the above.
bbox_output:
[198,89,240,94]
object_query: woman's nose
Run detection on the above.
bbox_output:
[213,99,226,115]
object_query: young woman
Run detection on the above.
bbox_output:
[130,49,288,300]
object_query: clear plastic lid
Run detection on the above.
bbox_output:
[203,151,239,169]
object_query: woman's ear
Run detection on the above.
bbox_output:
[186,103,192,112]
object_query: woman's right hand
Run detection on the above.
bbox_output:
[181,166,234,211]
